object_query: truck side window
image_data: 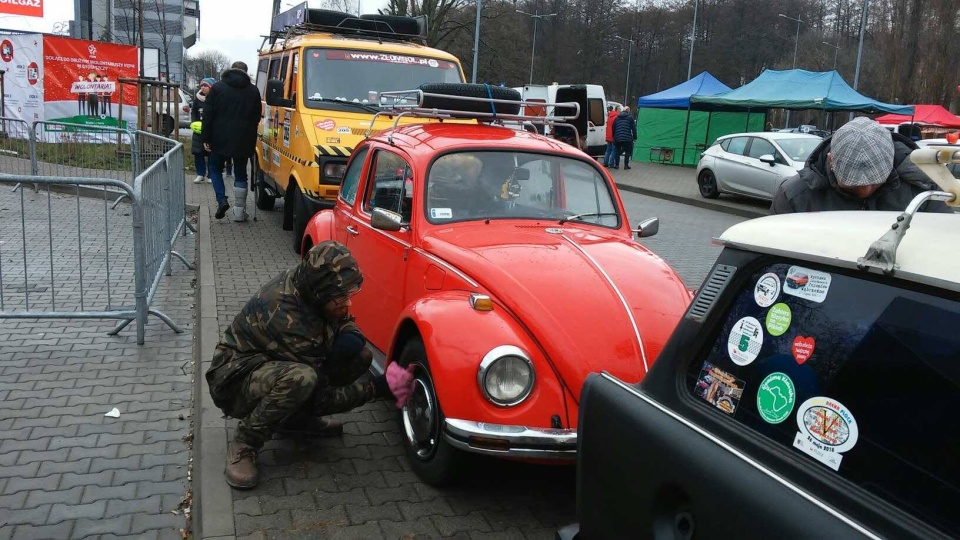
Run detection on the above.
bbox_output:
[687,262,960,535]
[589,98,605,126]
[255,58,269,95]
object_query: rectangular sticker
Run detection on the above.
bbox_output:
[282,111,291,148]
[430,208,453,219]
[694,361,745,415]
[793,432,842,471]
[272,150,280,166]
[782,266,831,303]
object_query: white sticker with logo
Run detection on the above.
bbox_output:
[272,150,280,166]
[430,208,453,219]
[754,272,781,308]
[792,397,858,471]
[782,266,831,303]
[727,316,763,366]
[337,126,350,134]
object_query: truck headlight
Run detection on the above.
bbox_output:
[323,163,346,180]
[478,346,535,406]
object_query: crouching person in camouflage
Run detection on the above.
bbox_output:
[205,241,413,489]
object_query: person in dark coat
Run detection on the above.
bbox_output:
[612,106,637,169]
[770,117,951,214]
[191,77,216,184]
[202,61,262,221]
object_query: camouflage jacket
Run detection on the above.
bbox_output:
[205,269,360,410]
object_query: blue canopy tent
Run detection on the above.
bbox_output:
[635,72,765,166]
[690,69,915,115]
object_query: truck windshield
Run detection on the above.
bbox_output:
[303,48,463,107]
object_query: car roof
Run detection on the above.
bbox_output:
[371,122,582,155]
[718,211,960,292]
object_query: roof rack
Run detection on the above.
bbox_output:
[858,145,960,275]
[268,5,427,45]
[366,89,583,145]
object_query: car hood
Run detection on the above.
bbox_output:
[421,222,691,400]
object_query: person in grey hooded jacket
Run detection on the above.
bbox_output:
[770,117,950,215]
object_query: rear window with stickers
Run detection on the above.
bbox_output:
[687,262,960,535]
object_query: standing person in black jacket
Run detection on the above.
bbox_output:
[612,106,637,170]
[770,117,951,214]
[202,61,262,221]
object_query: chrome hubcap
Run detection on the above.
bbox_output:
[401,367,437,460]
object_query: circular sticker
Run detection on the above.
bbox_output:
[428,58,439,68]
[765,303,792,337]
[27,62,39,85]
[727,316,763,366]
[754,272,781,307]
[1,40,13,63]
[757,372,795,424]
[796,397,858,452]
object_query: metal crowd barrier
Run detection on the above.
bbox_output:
[0,118,193,344]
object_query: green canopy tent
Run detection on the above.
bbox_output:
[634,72,766,166]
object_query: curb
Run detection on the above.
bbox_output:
[615,182,768,220]
[192,206,236,539]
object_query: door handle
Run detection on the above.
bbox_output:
[346,226,359,236]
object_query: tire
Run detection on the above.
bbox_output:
[161,114,175,136]
[359,14,421,36]
[397,338,466,487]
[291,185,308,254]
[282,183,295,231]
[255,169,275,211]
[305,9,354,27]
[698,169,720,199]
[418,83,521,116]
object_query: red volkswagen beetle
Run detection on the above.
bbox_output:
[302,94,692,486]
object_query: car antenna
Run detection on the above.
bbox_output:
[857,145,960,275]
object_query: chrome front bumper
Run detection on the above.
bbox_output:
[443,418,577,459]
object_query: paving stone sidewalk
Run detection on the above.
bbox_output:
[188,177,576,540]
[0,184,196,539]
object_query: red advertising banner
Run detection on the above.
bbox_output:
[42,36,138,129]
[0,0,44,18]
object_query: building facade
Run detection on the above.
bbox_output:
[72,0,199,83]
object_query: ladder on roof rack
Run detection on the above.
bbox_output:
[367,89,584,146]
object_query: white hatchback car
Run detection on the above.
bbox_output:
[696,132,822,201]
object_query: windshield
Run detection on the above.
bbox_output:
[773,138,819,163]
[303,48,463,107]
[426,151,620,227]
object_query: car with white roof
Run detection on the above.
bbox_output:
[560,145,960,539]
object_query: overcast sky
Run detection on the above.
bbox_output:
[1,0,389,71]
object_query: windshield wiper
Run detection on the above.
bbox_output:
[558,212,619,225]
[306,97,380,113]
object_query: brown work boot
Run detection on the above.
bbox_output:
[224,441,259,489]
[275,415,344,438]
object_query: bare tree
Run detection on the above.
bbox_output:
[183,50,232,84]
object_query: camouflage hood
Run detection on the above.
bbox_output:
[293,241,363,306]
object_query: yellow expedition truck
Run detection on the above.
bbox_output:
[255,6,467,252]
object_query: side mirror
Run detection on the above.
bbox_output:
[265,79,294,108]
[635,217,659,238]
[759,154,777,166]
[371,207,403,232]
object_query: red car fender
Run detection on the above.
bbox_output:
[301,210,336,254]
[391,291,571,428]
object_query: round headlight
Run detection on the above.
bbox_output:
[478,346,535,406]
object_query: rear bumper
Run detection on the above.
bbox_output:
[443,418,577,460]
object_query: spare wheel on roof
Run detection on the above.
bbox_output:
[360,14,422,36]
[305,9,355,27]
[418,83,522,116]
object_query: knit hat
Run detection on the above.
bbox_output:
[831,117,895,187]
[200,77,216,88]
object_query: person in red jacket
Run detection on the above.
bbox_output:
[604,105,620,167]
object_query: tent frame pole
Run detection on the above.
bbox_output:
[680,105,693,166]
[704,111,713,151]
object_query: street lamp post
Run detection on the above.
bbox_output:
[471,0,482,83]
[821,41,840,70]
[687,0,699,80]
[516,10,557,84]
[612,35,634,105]
[778,12,804,128]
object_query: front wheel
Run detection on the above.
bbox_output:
[698,169,720,199]
[289,184,308,254]
[255,169,275,211]
[398,338,466,487]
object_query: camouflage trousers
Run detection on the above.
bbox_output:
[230,349,374,449]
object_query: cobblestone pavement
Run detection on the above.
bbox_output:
[0,185,196,538]
[188,171,745,539]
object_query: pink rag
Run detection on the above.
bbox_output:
[386,362,416,409]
